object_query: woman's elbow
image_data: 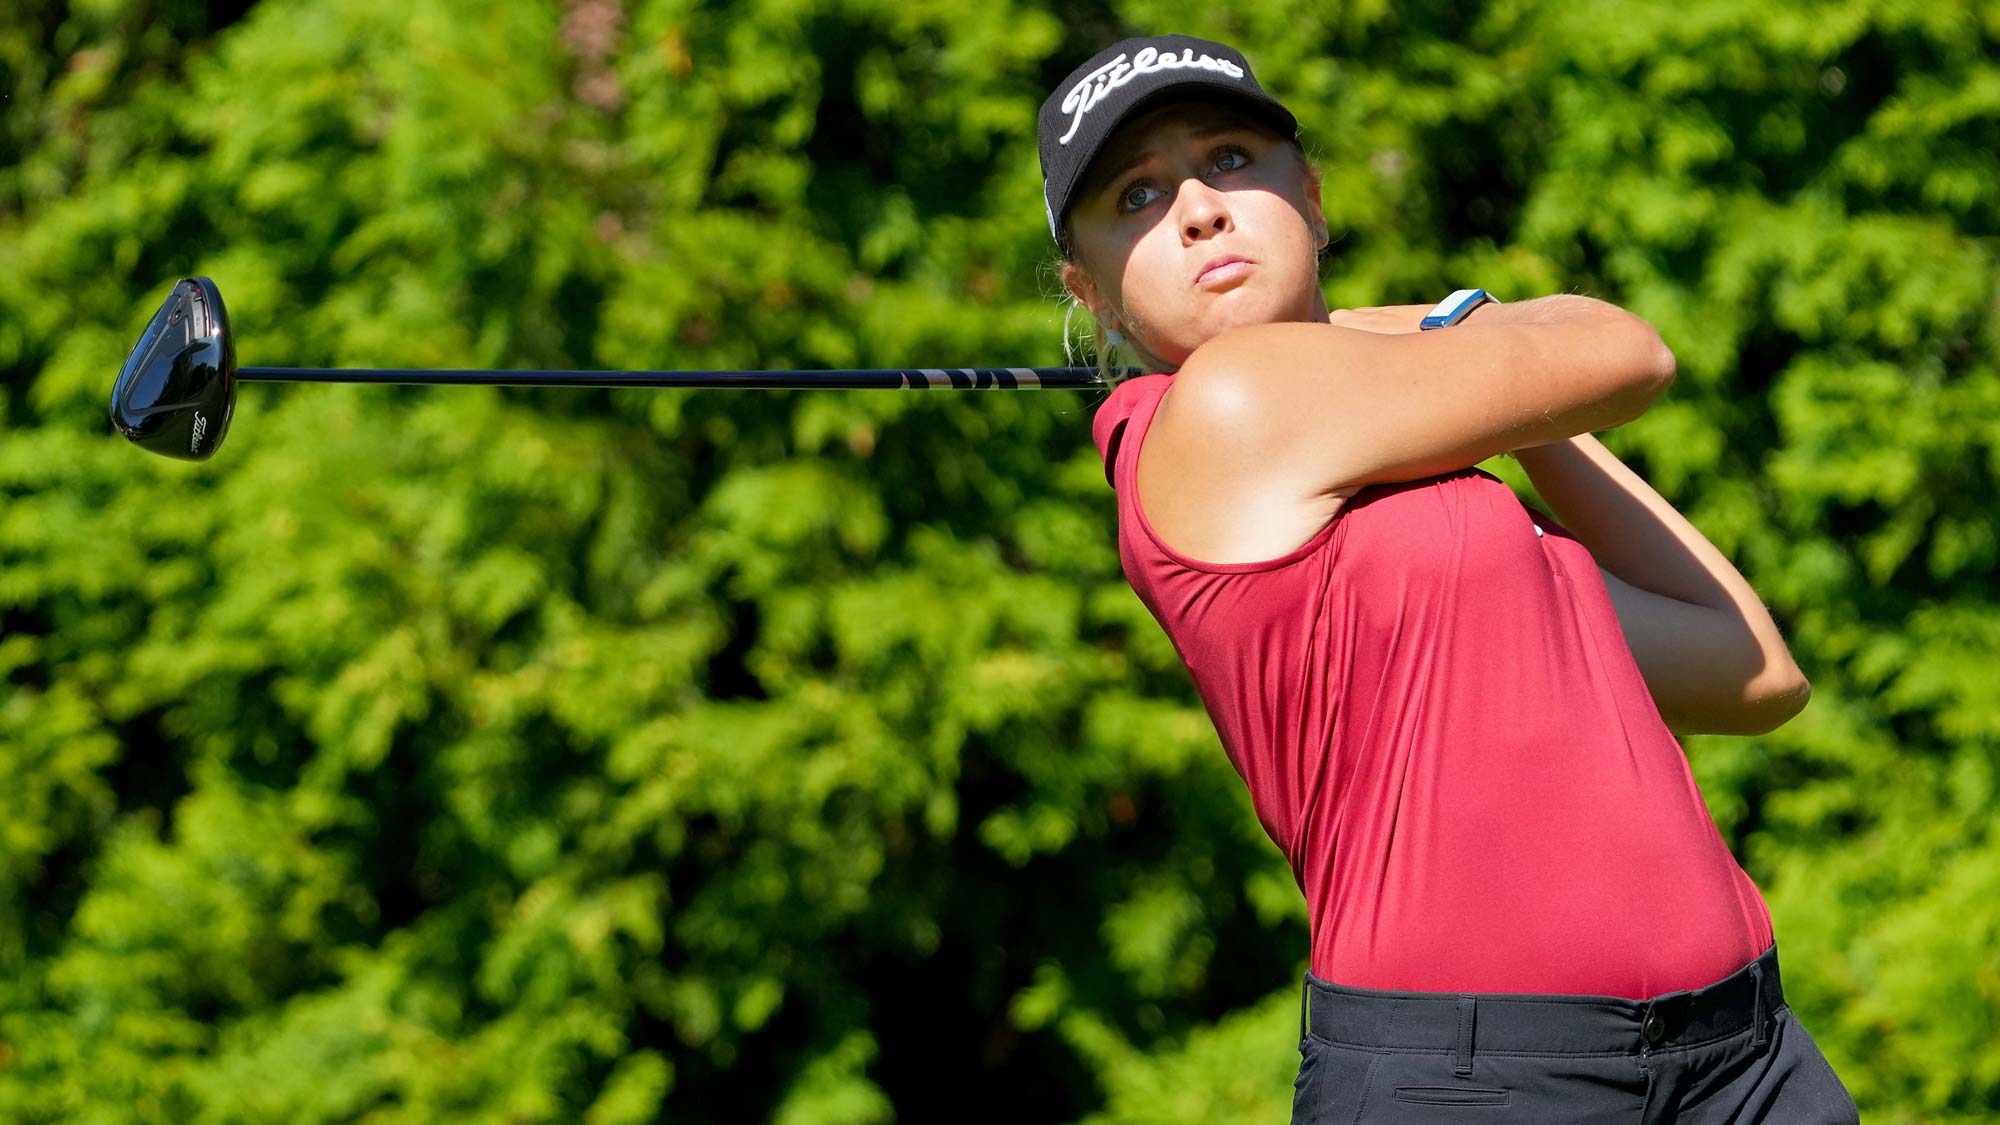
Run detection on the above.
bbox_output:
[1736,668,1812,735]
[1664,671,1810,737]
[1640,328,1672,398]
[1604,328,1678,428]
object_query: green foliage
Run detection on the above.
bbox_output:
[3,0,1996,1121]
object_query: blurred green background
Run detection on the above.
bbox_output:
[3,0,1997,1120]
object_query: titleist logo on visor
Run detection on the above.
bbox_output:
[1057,46,1248,144]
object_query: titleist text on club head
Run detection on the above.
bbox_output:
[110,276,236,461]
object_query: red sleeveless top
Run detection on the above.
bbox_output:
[1093,373,1773,999]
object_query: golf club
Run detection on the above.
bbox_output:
[110,277,1124,461]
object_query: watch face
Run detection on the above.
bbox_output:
[1420,288,1488,329]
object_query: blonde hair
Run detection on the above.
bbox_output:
[1060,287,1138,388]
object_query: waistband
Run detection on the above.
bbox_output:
[1301,942,1783,1063]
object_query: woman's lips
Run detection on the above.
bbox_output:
[1195,259,1253,288]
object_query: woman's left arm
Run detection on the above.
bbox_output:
[1512,435,1810,735]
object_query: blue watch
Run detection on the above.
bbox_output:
[1419,288,1495,330]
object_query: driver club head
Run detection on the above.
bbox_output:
[109,276,236,461]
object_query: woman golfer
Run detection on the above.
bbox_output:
[1039,34,1859,1122]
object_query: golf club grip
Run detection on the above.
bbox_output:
[236,366,1122,389]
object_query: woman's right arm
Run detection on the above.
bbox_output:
[1158,295,1675,497]
[1136,294,1680,560]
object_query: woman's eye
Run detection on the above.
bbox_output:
[1213,148,1250,172]
[1120,184,1160,211]
[1117,147,1253,212]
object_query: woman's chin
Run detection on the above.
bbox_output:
[1204,291,1295,333]
[1149,289,1313,364]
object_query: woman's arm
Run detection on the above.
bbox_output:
[1134,293,1673,568]
[1161,294,1675,497]
[1512,434,1810,735]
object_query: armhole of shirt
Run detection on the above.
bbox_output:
[1116,376,1345,575]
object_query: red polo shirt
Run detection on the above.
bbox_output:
[1094,373,1772,999]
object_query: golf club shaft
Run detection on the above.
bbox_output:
[238,365,1120,390]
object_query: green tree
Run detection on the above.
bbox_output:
[2,0,1995,1121]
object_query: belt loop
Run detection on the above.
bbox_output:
[1750,962,1768,1049]
[1454,996,1476,1077]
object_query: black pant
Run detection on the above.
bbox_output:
[1291,942,1858,1123]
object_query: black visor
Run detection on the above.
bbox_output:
[1037,35,1299,253]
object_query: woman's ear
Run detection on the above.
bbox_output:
[1061,260,1112,326]
[1305,163,1329,249]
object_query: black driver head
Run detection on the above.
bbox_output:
[109,276,236,461]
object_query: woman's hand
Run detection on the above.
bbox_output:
[1326,304,1435,334]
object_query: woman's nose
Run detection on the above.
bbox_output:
[1177,180,1232,241]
